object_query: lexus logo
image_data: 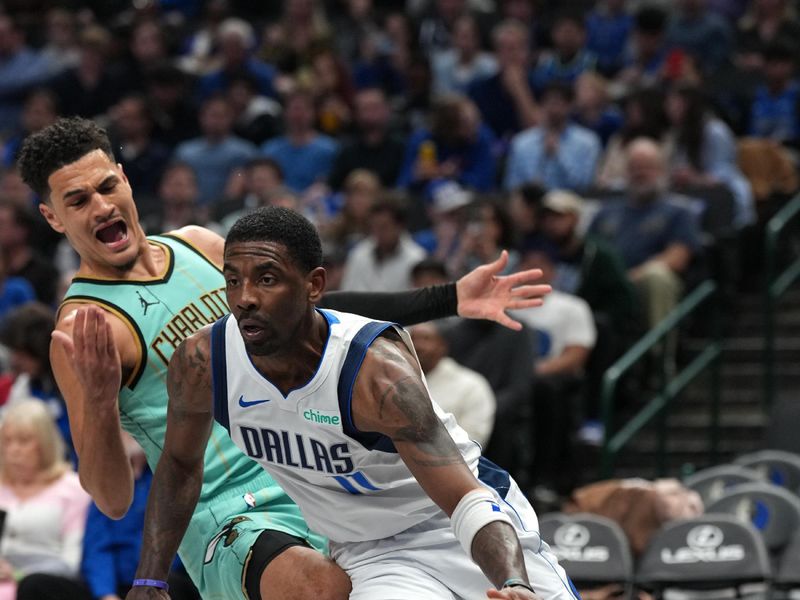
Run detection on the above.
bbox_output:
[687,525,724,550]
[554,523,590,548]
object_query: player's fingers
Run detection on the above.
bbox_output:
[96,309,108,354]
[484,249,509,275]
[72,308,87,356]
[492,311,523,331]
[506,298,544,310]
[509,284,551,299]
[50,330,75,357]
[104,321,116,359]
[501,268,544,287]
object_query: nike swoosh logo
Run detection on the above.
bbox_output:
[238,395,271,408]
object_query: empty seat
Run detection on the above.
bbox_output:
[684,465,762,506]
[733,450,800,496]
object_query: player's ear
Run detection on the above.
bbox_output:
[39,201,65,233]
[307,266,326,303]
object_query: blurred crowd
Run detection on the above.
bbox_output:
[0,0,798,594]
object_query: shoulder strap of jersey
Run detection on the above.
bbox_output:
[211,315,231,434]
[336,321,397,453]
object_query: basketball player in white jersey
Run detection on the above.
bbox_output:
[128,207,579,600]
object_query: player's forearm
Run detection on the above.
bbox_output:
[319,285,457,325]
[77,404,133,519]
[135,451,203,581]
[471,521,531,590]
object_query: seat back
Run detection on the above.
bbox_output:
[684,465,762,506]
[540,513,633,586]
[776,528,800,587]
[733,450,800,495]
[636,515,771,590]
[705,482,800,553]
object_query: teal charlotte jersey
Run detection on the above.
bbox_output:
[60,234,323,600]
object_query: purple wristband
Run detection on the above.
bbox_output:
[132,578,170,592]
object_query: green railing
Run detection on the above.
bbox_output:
[600,280,723,478]
[764,194,800,407]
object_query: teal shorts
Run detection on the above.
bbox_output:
[178,476,327,600]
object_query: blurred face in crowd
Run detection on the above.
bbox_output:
[0,204,26,251]
[131,20,165,64]
[247,163,283,197]
[200,98,234,139]
[453,15,480,59]
[220,31,249,66]
[22,92,57,134]
[46,9,76,49]
[347,0,372,19]
[552,19,585,58]
[355,89,390,133]
[409,322,448,373]
[0,17,22,58]
[437,0,466,21]
[502,0,535,22]
[664,90,688,125]
[369,208,402,254]
[1,421,42,479]
[509,191,537,232]
[626,139,667,201]
[494,23,529,70]
[541,90,572,129]
[0,170,35,207]
[634,28,664,61]
[285,94,315,133]
[765,58,795,88]
[520,250,555,284]
[542,210,578,245]
[159,164,198,207]
[114,97,151,140]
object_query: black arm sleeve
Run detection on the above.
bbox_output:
[318,284,458,326]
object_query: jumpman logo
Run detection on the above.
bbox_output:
[136,291,160,315]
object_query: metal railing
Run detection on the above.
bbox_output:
[600,280,723,478]
[764,194,800,407]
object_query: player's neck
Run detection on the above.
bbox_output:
[250,309,329,396]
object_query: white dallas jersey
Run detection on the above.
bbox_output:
[210,309,496,543]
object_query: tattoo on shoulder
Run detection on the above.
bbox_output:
[168,332,211,401]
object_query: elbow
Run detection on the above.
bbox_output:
[98,497,133,521]
[80,476,133,520]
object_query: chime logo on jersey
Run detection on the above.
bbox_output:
[239,426,354,474]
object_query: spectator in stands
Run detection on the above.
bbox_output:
[735,0,800,70]
[260,0,331,77]
[510,183,545,250]
[397,95,497,193]
[174,94,258,207]
[432,13,498,97]
[417,0,467,58]
[0,15,59,136]
[615,6,671,94]
[0,201,58,306]
[39,8,80,74]
[226,72,282,146]
[664,84,755,228]
[585,0,633,76]
[0,401,91,600]
[572,71,623,147]
[81,432,200,600]
[541,190,640,336]
[198,18,277,102]
[410,321,496,446]
[748,40,800,147]
[119,19,171,93]
[142,162,204,234]
[468,19,540,142]
[0,253,34,325]
[306,47,356,137]
[320,169,381,251]
[532,11,597,92]
[214,157,285,224]
[341,194,427,291]
[328,87,406,190]
[511,245,597,494]
[597,87,670,190]
[144,63,199,149]
[423,180,474,274]
[452,199,519,277]
[50,25,125,121]
[261,88,339,194]
[332,0,381,64]
[667,0,732,74]
[108,95,171,208]
[589,138,702,329]
[504,81,601,192]
[1,88,58,169]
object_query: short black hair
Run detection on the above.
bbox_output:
[0,302,54,364]
[411,258,449,281]
[226,206,322,273]
[635,6,667,34]
[18,117,114,200]
[540,80,575,103]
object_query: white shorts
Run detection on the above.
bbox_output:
[329,478,580,600]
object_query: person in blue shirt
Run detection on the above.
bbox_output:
[585,0,633,76]
[504,81,601,192]
[749,39,800,147]
[532,12,597,93]
[397,95,497,194]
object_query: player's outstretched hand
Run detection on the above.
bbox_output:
[487,586,541,599]
[125,587,170,600]
[52,305,122,405]
[456,250,551,331]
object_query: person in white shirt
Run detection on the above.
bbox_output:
[341,195,427,292]
[410,321,496,446]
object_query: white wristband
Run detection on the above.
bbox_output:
[451,488,513,559]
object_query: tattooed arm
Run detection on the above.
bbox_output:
[127,328,214,600]
[350,332,535,596]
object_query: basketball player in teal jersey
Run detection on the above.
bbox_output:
[17,118,550,600]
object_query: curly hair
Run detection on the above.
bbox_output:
[226,206,322,273]
[17,117,114,200]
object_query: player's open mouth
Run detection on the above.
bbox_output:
[240,319,268,342]
[95,220,129,249]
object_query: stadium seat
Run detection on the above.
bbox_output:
[636,515,771,599]
[705,482,800,555]
[733,450,800,495]
[539,513,633,598]
[683,464,762,506]
[774,528,800,593]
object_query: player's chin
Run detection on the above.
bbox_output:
[244,340,279,357]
